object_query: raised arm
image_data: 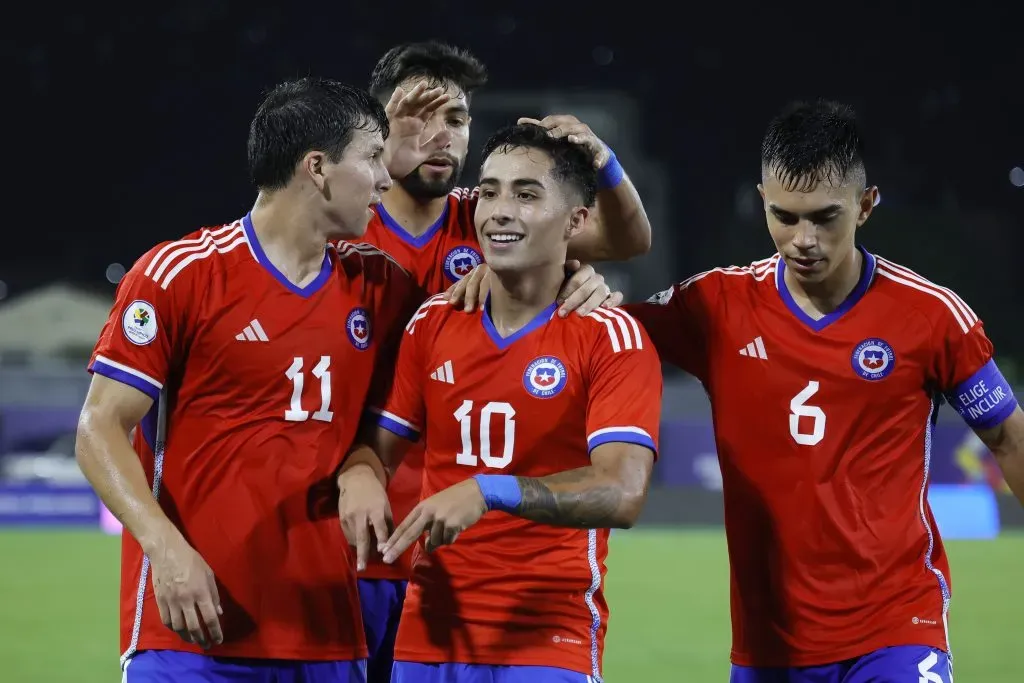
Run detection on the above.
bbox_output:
[520,115,652,261]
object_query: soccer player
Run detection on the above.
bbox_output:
[349,40,649,683]
[75,77,423,682]
[450,100,1024,682]
[336,123,663,683]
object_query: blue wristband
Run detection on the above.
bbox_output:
[597,151,625,190]
[473,474,522,513]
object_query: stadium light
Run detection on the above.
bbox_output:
[105,263,126,284]
[1010,167,1024,188]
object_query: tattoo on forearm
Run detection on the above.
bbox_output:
[514,468,623,527]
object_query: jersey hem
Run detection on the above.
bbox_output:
[394,648,594,676]
[730,632,949,667]
[125,637,368,662]
[359,565,410,581]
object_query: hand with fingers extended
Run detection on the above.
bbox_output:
[518,115,612,170]
[383,81,452,179]
[380,478,487,563]
[149,535,224,649]
[445,261,622,317]
[337,463,393,572]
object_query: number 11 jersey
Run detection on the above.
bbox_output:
[88,215,420,663]
[624,248,1004,667]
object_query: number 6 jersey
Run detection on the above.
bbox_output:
[88,215,421,663]
[370,294,662,679]
[623,248,1014,668]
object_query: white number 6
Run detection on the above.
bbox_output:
[789,381,826,446]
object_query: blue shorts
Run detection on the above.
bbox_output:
[392,662,594,683]
[123,649,367,682]
[730,645,952,683]
[358,578,408,683]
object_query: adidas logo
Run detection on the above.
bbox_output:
[430,360,454,384]
[235,319,269,342]
[738,336,767,360]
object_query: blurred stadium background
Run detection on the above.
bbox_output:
[4,5,1022,681]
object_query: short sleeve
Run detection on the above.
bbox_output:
[621,272,718,381]
[88,247,189,401]
[364,262,428,415]
[368,294,445,442]
[584,308,663,457]
[933,305,1017,430]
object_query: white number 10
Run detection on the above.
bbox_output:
[284,356,334,422]
[453,400,517,469]
[789,381,826,446]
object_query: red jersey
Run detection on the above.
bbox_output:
[358,187,481,294]
[624,249,1003,667]
[351,188,481,580]
[371,295,662,679]
[89,215,420,663]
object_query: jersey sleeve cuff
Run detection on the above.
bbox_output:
[367,407,421,442]
[587,426,657,455]
[89,354,163,402]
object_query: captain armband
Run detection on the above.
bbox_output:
[944,359,1018,430]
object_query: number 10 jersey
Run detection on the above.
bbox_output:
[371,295,662,679]
[623,248,999,668]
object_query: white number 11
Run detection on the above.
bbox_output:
[284,356,334,422]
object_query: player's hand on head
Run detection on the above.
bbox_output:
[381,479,487,562]
[445,264,492,313]
[337,465,393,572]
[149,535,224,649]
[383,80,452,179]
[557,260,621,318]
[517,115,612,169]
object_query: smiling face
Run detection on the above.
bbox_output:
[474,146,587,274]
[758,168,877,286]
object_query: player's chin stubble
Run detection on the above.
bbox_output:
[398,163,462,200]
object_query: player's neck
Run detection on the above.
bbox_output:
[248,194,327,288]
[380,186,448,238]
[784,248,863,317]
[487,265,564,336]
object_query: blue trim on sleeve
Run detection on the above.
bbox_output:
[587,430,657,455]
[89,359,161,402]
[375,413,420,442]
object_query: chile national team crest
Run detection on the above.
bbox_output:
[346,308,372,350]
[523,356,568,399]
[851,338,896,381]
[443,246,482,281]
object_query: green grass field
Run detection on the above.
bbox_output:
[1,528,1019,682]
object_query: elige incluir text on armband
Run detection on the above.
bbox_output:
[945,359,1018,429]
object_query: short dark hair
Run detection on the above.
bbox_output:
[368,41,488,102]
[480,123,598,207]
[761,99,866,192]
[247,77,389,190]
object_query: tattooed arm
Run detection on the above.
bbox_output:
[512,443,655,528]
